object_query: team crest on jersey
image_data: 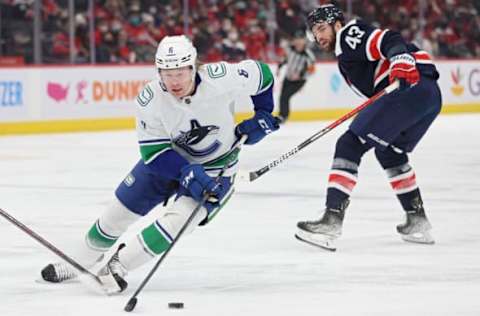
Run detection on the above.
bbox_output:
[137,86,154,106]
[124,173,135,187]
[207,63,227,78]
[173,119,221,157]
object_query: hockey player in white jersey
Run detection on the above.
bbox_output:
[40,35,279,293]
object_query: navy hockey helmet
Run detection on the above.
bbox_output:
[307,4,345,29]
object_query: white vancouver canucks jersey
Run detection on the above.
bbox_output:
[134,60,273,176]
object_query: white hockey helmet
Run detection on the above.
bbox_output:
[155,35,197,71]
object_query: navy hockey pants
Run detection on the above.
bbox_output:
[115,159,177,216]
[349,76,442,153]
[115,159,233,220]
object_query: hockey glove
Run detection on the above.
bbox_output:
[389,53,420,91]
[179,164,223,203]
[235,110,280,145]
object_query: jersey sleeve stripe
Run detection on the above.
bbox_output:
[366,29,388,61]
[367,29,382,60]
[254,61,263,93]
[140,143,172,163]
[374,59,390,87]
[413,51,433,64]
[366,29,381,61]
[255,61,274,94]
[376,29,388,59]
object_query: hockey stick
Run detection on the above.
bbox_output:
[124,135,248,312]
[246,80,400,182]
[0,207,102,286]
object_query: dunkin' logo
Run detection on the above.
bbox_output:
[92,80,146,101]
[450,67,464,96]
[47,80,148,103]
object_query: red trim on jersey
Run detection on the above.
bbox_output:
[368,30,383,60]
[390,174,417,190]
[374,59,390,83]
[329,174,357,192]
[413,51,432,63]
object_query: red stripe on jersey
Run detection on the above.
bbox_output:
[413,51,432,63]
[368,30,383,60]
[374,59,390,83]
[390,174,417,190]
[329,174,357,192]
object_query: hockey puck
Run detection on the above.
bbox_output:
[168,302,184,309]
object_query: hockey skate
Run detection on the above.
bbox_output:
[41,262,78,283]
[95,244,128,295]
[397,208,434,244]
[295,207,345,251]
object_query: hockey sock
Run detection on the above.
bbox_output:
[326,131,370,210]
[374,148,422,211]
[384,163,423,211]
[76,198,141,266]
[119,196,207,271]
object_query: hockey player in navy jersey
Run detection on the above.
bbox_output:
[295,4,442,251]
[40,35,279,293]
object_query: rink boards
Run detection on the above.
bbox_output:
[0,60,479,135]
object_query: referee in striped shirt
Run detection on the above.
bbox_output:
[277,30,316,123]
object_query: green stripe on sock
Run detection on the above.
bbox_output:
[139,143,171,163]
[86,221,117,250]
[141,223,171,255]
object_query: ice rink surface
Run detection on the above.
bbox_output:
[1,114,479,316]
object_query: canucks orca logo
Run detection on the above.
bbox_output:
[173,120,221,157]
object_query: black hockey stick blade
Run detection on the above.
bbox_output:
[124,297,138,312]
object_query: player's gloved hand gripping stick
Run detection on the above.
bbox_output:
[124,135,248,312]
[243,80,400,182]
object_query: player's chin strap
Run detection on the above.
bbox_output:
[124,135,248,313]
[238,80,400,182]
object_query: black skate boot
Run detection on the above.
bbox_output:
[295,201,348,251]
[41,263,78,283]
[397,198,434,244]
[96,244,128,294]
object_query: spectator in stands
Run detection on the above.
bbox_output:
[1,0,479,64]
[221,28,246,62]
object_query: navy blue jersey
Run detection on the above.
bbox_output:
[335,19,439,98]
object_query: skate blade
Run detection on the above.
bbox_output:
[400,230,435,244]
[295,230,337,251]
[96,272,128,295]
